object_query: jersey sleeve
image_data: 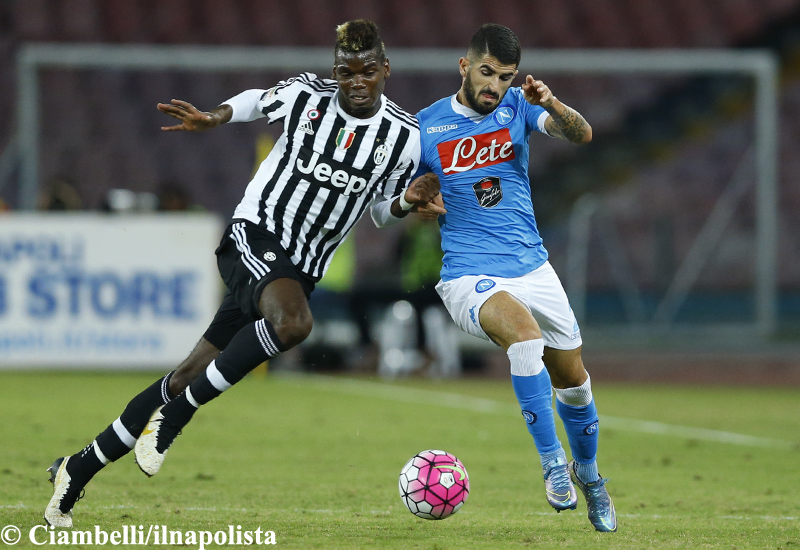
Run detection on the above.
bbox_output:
[382,131,421,200]
[518,89,551,137]
[414,143,433,178]
[369,130,422,228]
[223,74,311,125]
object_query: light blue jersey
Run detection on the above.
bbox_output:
[417,87,551,281]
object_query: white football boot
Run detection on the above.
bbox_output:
[134,406,180,477]
[44,457,84,528]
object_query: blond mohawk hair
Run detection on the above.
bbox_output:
[335,19,385,58]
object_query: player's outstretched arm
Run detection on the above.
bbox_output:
[521,75,592,144]
[371,173,447,227]
[157,99,233,132]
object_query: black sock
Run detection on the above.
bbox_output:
[163,319,285,428]
[66,372,176,484]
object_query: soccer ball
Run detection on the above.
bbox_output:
[398,449,469,520]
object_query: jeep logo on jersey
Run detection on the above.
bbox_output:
[437,128,516,174]
[472,176,503,208]
[295,147,370,195]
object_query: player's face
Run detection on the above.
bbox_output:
[333,50,390,119]
[458,54,518,115]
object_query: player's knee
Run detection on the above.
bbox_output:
[272,312,314,349]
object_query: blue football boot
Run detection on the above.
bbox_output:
[542,456,578,511]
[569,460,617,532]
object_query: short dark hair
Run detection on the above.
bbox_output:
[335,19,385,59]
[467,23,521,67]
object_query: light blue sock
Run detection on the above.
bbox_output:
[539,447,568,471]
[508,340,562,458]
[555,375,600,483]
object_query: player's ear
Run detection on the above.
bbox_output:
[384,57,391,78]
[458,57,469,78]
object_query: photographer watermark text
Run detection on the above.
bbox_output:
[2,525,276,549]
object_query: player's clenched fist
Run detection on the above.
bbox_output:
[521,75,555,109]
[405,173,447,215]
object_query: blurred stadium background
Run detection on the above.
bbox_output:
[1,0,800,384]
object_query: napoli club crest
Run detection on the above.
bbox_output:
[472,176,503,208]
[522,410,537,424]
[475,279,496,293]
[494,106,515,125]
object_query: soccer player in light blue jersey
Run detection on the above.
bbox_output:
[415,24,616,532]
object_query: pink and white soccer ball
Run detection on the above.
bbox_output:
[398,449,470,520]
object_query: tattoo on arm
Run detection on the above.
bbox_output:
[549,106,590,143]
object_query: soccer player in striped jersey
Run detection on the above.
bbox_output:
[415,24,616,531]
[44,19,444,528]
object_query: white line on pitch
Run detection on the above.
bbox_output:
[283,374,797,451]
[4,503,797,522]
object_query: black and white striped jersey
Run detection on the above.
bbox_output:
[223,72,420,280]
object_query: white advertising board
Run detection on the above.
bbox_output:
[0,213,224,368]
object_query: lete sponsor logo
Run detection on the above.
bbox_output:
[437,128,515,174]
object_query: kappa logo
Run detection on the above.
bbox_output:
[427,124,458,134]
[437,128,516,174]
[494,106,515,125]
[263,251,277,262]
[571,308,581,339]
[469,305,478,326]
[475,279,495,293]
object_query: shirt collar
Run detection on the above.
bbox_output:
[450,94,488,123]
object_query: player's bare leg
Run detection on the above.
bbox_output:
[44,338,221,527]
[543,346,587,389]
[479,291,577,512]
[170,338,223,395]
[136,278,312,476]
[545,346,617,532]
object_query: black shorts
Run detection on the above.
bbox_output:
[202,220,317,350]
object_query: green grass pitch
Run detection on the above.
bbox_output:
[1,370,798,549]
